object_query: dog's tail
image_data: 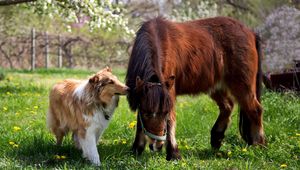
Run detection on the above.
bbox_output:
[46,108,54,130]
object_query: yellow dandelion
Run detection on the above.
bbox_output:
[54,155,61,159]
[227,151,232,157]
[3,107,8,111]
[280,164,287,168]
[128,121,137,129]
[15,112,20,116]
[122,139,127,144]
[296,133,300,136]
[185,145,190,150]
[113,139,119,144]
[9,141,15,145]
[13,126,21,132]
[6,92,12,95]
[181,162,187,166]
[242,148,247,152]
[13,144,19,148]
[60,155,66,159]
[33,106,39,109]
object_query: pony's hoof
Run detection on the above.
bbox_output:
[210,138,222,149]
[131,145,145,156]
[250,136,266,147]
[166,152,182,161]
[210,130,225,149]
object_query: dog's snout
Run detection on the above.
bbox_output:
[124,86,130,93]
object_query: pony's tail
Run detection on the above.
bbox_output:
[255,33,263,103]
[238,33,264,145]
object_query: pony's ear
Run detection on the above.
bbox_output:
[89,75,99,84]
[105,66,112,72]
[136,76,144,91]
[165,75,175,90]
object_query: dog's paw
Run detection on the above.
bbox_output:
[88,156,101,166]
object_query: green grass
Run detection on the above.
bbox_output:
[0,68,299,169]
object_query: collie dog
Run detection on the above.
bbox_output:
[47,67,128,165]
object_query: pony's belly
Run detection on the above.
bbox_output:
[176,79,223,95]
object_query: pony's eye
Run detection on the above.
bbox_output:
[108,80,114,84]
[145,114,153,119]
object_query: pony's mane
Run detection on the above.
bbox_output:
[125,17,172,113]
[141,84,173,114]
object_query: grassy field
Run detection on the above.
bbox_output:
[0,68,299,169]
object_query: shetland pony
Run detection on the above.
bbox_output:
[47,67,129,165]
[125,17,265,160]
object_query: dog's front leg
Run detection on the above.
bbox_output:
[78,130,101,166]
[132,115,146,155]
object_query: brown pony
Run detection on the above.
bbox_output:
[125,16,265,160]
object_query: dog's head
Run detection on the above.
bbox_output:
[89,66,129,105]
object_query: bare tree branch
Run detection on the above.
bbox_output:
[0,41,13,69]
[0,0,35,6]
[225,0,250,11]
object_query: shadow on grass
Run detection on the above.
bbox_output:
[10,134,149,168]
[179,134,246,161]
[8,133,247,168]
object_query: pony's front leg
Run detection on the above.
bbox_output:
[132,114,146,155]
[166,110,181,160]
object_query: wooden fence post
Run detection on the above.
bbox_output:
[31,28,36,70]
[58,35,62,68]
[45,31,49,69]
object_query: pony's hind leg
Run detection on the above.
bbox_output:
[210,90,234,149]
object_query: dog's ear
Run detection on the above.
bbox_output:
[105,66,112,72]
[89,75,99,84]
[165,75,175,90]
[135,76,144,92]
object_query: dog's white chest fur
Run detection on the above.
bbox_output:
[83,96,118,139]
[76,96,119,165]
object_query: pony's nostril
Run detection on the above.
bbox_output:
[157,145,163,151]
[149,144,154,151]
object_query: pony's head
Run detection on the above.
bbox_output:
[134,75,175,151]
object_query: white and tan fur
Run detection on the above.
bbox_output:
[47,67,128,165]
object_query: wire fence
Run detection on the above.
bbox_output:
[0,28,131,70]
